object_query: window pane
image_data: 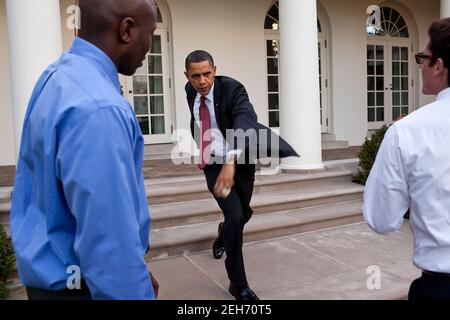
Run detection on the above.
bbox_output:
[401,47,408,61]
[402,92,409,105]
[393,92,401,106]
[393,77,400,90]
[268,94,279,110]
[376,77,384,91]
[376,61,384,75]
[392,47,400,60]
[376,46,384,60]
[156,7,163,23]
[148,56,163,74]
[151,116,165,135]
[267,40,279,57]
[393,107,401,120]
[368,77,375,91]
[269,111,280,127]
[133,76,148,94]
[402,107,409,116]
[401,62,408,76]
[368,92,375,106]
[376,107,384,122]
[150,96,164,115]
[367,61,375,75]
[138,117,150,135]
[376,92,384,106]
[268,76,279,92]
[392,62,400,76]
[399,27,409,38]
[149,76,163,94]
[367,45,375,60]
[134,97,149,115]
[401,77,408,90]
[152,35,162,54]
[368,108,375,122]
[267,58,278,74]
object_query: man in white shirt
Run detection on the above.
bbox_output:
[363,18,450,300]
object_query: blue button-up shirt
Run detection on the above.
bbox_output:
[10,37,154,300]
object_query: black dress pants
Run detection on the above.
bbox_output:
[409,272,450,301]
[26,280,92,300]
[203,163,256,288]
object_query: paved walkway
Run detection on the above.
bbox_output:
[7,220,419,300]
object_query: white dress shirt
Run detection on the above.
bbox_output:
[194,84,241,162]
[363,87,450,273]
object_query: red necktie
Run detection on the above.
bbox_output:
[198,96,212,170]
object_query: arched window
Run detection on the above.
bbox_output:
[264,1,329,132]
[367,7,409,38]
[366,6,412,129]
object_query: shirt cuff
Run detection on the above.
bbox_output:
[226,149,242,163]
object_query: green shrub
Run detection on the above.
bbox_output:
[0,224,15,300]
[354,125,388,185]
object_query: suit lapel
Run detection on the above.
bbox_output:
[213,78,224,133]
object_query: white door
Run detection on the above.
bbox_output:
[125,29,172,144]
[367,40,412,130]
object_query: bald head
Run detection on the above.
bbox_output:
[78,0,157,76]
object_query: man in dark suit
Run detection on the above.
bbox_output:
[184,50,298,301]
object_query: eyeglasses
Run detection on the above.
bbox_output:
[415,52,432,65]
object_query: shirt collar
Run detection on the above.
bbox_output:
[437,87,450,101]
[69,37,121,94]
[197,84,215,103]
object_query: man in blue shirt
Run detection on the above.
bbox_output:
[10,0,159,300]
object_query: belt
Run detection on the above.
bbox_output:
[422,270,450,279]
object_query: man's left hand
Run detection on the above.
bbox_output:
[213,162,236,199]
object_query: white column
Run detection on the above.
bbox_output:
[442,0,450,18]
[6,0,63,159]
[278,0,323,171]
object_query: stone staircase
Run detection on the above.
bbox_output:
[2,167,369,299]
[322,133,349,150]
[145,169,364,260]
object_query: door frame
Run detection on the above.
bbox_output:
[124,29,173,144]
[367,38,414,130]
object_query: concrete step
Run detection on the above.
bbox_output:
[0,187,12,204]
[322,140,350,150]
[146,170,355,205]
[150,181,363,229]
[148,199,364,260]
[321,133,337,142]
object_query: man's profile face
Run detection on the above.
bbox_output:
[121,1,157,76]
[185,61,216,96]
[420,41,436,95]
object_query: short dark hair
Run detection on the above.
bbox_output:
[428,18,450,85]
[185,50,215,71]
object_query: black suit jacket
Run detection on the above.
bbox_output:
[185,76,299,164]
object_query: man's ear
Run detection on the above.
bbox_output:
[119,17,136,44]
[184,71,190,81]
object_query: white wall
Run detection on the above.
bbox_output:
[0,0,16,166]
[166,0,269,153]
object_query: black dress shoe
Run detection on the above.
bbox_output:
[229,284,260,301]
[213,222,225,259]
